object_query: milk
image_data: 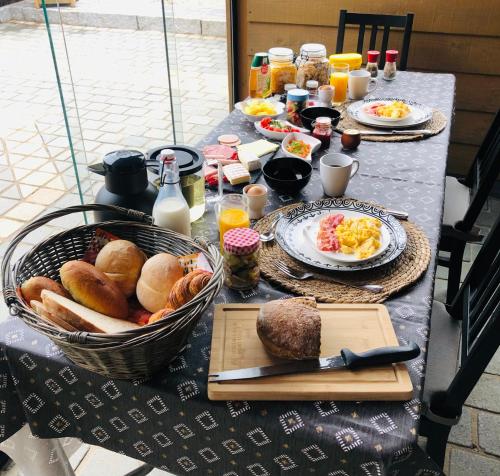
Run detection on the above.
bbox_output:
[153,197,191,237]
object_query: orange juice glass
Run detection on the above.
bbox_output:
[215,194,250,249]
[330,63,349,104]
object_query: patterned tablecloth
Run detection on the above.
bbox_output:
[0,71,454,475]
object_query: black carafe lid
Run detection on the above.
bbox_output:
[89,150,149,195]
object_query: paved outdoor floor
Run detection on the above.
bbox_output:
[0,14,498,476]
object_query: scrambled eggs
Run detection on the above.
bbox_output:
[335,217,382,259]
[373,100,411,119]
[244,100,277,116]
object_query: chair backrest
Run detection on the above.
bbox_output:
[458,110,500,231]
[335,10,414,70]
[441,215,500,416]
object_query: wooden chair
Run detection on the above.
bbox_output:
[439,110,500,303]
[419,214,500,468]
[335,9,414,70]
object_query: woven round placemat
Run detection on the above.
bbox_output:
[254,202,431,303]
[335,104,447,142]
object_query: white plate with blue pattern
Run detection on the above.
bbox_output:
[275,198,407,272]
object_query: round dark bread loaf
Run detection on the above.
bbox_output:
[256,298,321,359]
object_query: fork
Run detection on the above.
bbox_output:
[275,262,384,293]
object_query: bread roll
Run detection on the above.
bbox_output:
[95,240,146,297]
[21,276,68,306]
[148,307,175,324]
[136,253,183,313]
[257,298,321,359]
[60,260,128,319]
[168,269,212,309]
[41,290,138,333]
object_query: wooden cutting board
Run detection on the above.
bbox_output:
[208,303,413,401]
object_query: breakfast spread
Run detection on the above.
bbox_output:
[286,139,311,158]
[257,297,321,359]
[316,214,382,259]
[364,100,411,119]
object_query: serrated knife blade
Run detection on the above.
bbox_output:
[208,342,420,382]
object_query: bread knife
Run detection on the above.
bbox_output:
[208,342,420,382]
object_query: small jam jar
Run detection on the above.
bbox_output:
[312,116,333,149]
[223,227,261,290]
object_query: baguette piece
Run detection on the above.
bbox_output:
[257,298,321,359]
[41,290,139,334]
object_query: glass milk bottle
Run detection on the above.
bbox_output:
[153,149,191,237]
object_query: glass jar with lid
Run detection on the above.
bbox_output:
[311,116,332,149]
[295,43,330,89]
[268,47,297,95]
[223,227,261,290]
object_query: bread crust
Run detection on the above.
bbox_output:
[95,240,146,297]
[257,299,321,359]
[60,260,128,319]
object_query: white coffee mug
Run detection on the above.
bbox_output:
[348,70,377,100]
[320,153,359,197]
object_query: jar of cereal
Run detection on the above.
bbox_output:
[223,227,261,290]
[295,43,330,89]
[268,47,297,95]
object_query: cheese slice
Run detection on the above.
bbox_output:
[238,150,261,172]
[223,163,251,185]
[237,139,279,157]
[41,290,139,334]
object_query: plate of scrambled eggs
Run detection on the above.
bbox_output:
[275,199,407,272]
[362,100,412,122]
[347,98,433,130]
[304,212,391,263]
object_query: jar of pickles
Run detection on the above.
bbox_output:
[295,43,330,89]
[268,47,297,95]
[223,227,261,290]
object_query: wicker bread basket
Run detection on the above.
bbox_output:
[2,204,223,379]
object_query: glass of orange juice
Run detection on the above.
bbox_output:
[330,63,349,104]
[215,194,250,249]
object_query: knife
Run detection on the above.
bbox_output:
[208,342,420,382]
[359,129,432,136]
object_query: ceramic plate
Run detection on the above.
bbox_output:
[254,119,309,140]
[275,198,407,272]
[302,215,391,263]
[347,98,433,129]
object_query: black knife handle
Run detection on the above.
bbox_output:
[340,342,420,369]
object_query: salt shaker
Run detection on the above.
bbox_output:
[383,50,398,81]
[366,50,380,78]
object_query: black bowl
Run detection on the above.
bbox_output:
[300,106,341,131]
[263,157,312,194]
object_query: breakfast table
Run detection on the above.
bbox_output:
[0,71,454,475]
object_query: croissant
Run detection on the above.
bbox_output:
[169,269,212,309]
[148,307,175,325]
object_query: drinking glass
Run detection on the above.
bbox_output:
[214,194,250,249]
[330,63,349,104]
